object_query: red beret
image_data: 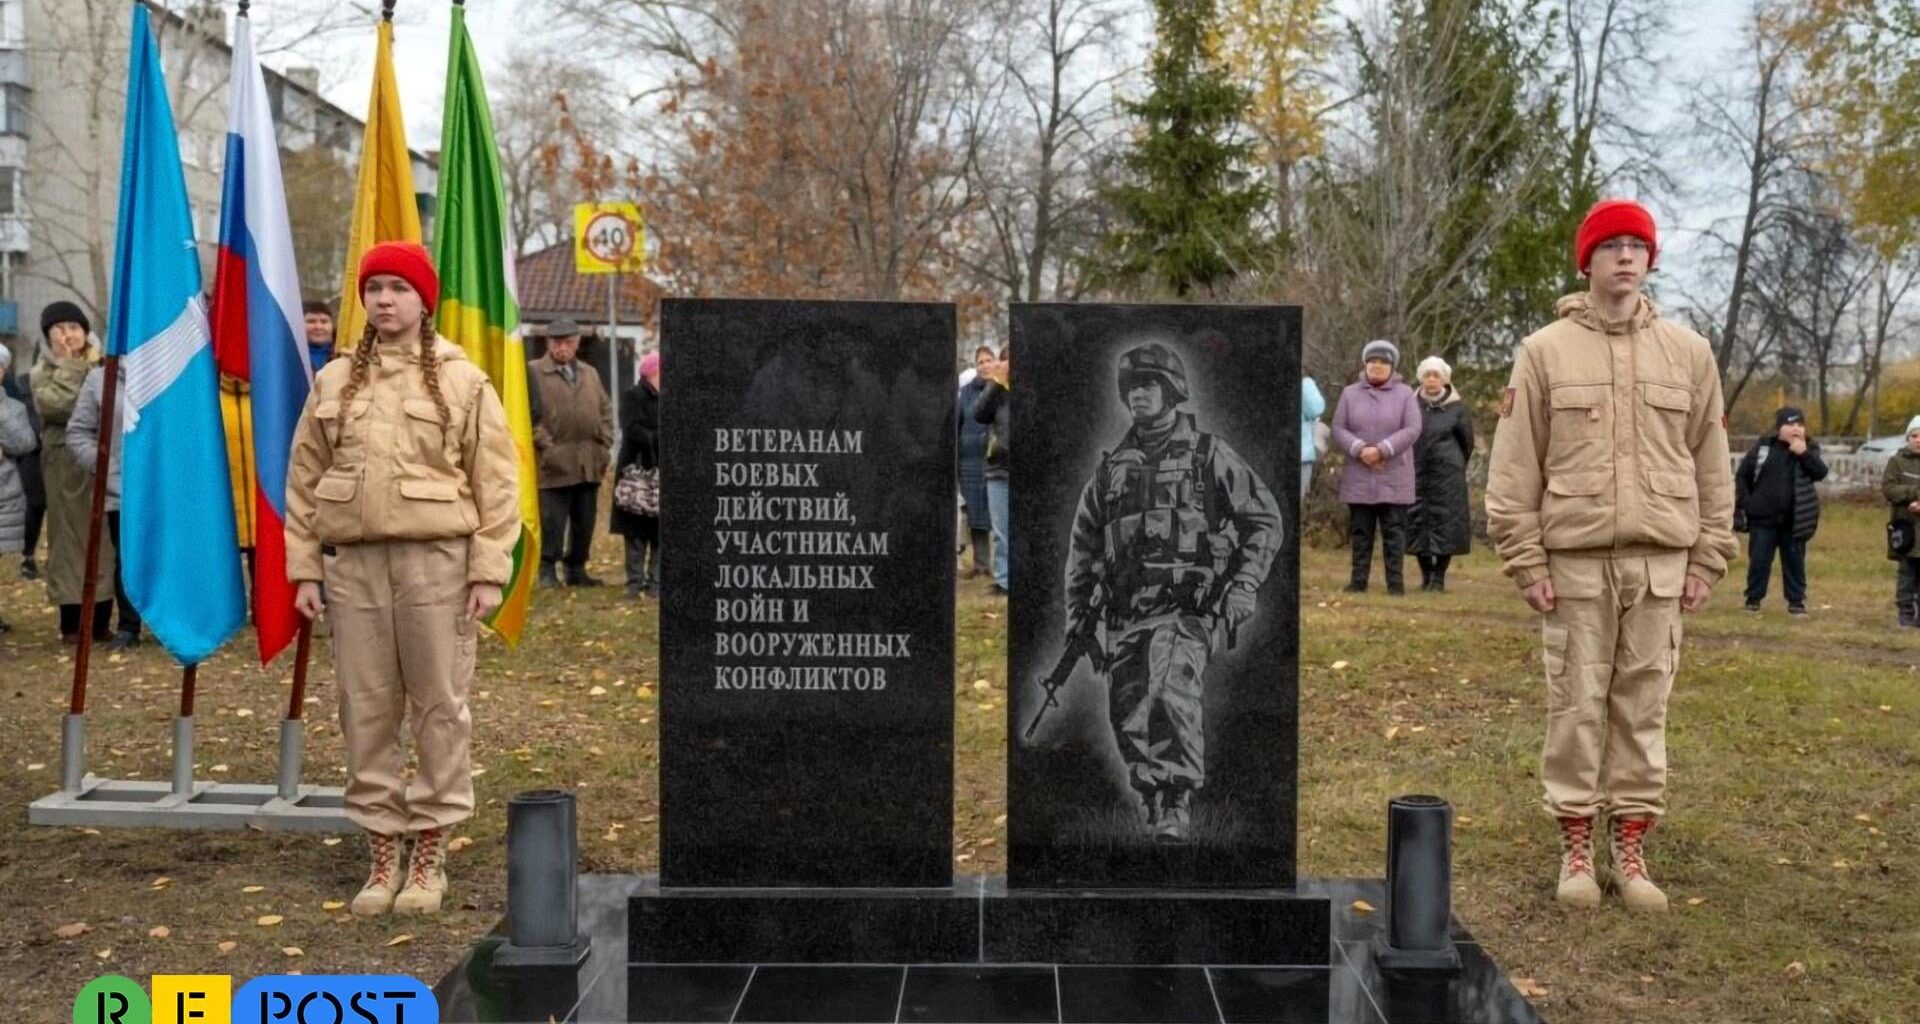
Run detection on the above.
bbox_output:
[1575,199,1658,274]
[357,241,439,313]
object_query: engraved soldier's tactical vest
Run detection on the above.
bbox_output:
[1097,415,1230,616]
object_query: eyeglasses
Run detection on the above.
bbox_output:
[1594,239,1650,255]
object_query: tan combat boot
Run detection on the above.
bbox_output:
[349,832,405,918]
[1605,816,1669,912]
[393,827,450,916]
[1554,816,1602,909]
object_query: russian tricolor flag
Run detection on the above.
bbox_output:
[210,12,308,664]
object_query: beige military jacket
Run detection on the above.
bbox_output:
[1485,293,1737,589]
[286,336,521,586]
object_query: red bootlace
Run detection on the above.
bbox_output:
[1558,817,1594,874]
[1614,818,1651,880]
[369,834,398,887]
[409,829,443,887]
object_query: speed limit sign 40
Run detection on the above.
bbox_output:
[574,202,646,274]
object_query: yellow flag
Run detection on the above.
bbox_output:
[337,19,420,351]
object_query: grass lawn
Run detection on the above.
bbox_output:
[0,500,1914,1022]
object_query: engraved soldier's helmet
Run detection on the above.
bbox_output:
[1117,342,1189,404]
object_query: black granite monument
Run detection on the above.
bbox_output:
[656,298,958,889]
[1006,303,1303,890]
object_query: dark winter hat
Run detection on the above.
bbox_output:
[1775,407,1805,428]
[357,241,439,312]
[1361,339,1399,368]
[40,301,90,338]
[302,299,333,318]
[547,319,581,338]
[1576,198,1658,273]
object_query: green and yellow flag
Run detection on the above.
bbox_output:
[434,3,539,645]
[338,17,421,351]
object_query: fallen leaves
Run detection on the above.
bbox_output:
[385,933,413,947]
[1331,660,1350,671]
[1784,961,1808,981]
[1514,977,1550,998]
[321,901,346,912]
[217,940,237,954]
[256,915,283,927]
[1383,725,1401,742]
[149,876,173,890]
[148,926,171,939]
[588,686,608,697]
[1351,900,1375,915]
[281,946,305,958]
[242,885,266,894]
[448,837,475,854]
[1685,897,1706,907]
[322,838,343,847]
[54,922,91,939]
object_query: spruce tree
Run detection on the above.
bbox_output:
[1097,0,1268,297]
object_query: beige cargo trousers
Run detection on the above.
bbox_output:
[1540,550,1687,821]
[325,536,477,836]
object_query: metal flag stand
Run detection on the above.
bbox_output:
[28,0,351,832]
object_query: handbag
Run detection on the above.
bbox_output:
[615,463,659,516]
[1889,516,1915,559]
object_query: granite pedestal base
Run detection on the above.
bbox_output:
[436,877,1546,1024]
[630,877,1329,966]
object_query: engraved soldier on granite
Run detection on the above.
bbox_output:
[1055,341,1283,843]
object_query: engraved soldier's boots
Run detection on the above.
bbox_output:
[1136,789,1163,834]
[394,827,450,916]
[1155,789,1193,844]
[1553,817,1601,909]
[350,831,406,918]
[1605,816,1669,913]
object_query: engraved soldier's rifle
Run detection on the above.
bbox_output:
[1024,562,1109,741]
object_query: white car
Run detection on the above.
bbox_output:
[1855,435,1907,476]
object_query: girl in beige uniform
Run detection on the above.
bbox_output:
[286,242,520,917]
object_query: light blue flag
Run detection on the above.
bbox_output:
[105,5,245,664]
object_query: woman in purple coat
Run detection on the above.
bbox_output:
[1331,339,1423,594]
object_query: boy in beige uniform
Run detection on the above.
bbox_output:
[1486,199,1737,912]
[286,242,520,917]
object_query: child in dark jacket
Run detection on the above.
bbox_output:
[1734,407,1827,616]
[1882,415,1920,627]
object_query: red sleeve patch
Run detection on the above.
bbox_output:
[1499,387,1516,419]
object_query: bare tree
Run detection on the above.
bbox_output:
[493,48,629,256]
[1559,0,1672,199]
[1673,3,1807,406]
[1748,181,1872,427]
[1842,254,1920,436]
[1298,0,1561,366]
[957,0,1132,307]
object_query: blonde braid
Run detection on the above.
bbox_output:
[417,311,451,426]
[336,323,380,408]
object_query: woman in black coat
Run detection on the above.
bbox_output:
[611,351,661,598]
[1407,356,1474,591]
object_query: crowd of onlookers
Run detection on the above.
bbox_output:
[7,302,1920,632]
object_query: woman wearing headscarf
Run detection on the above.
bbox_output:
[1330,339,1421,594]
[31,301,116,642]
[1407,356,1474,592]
[611,350,662,598]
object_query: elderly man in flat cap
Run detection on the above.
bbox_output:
[529,320,614,586]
